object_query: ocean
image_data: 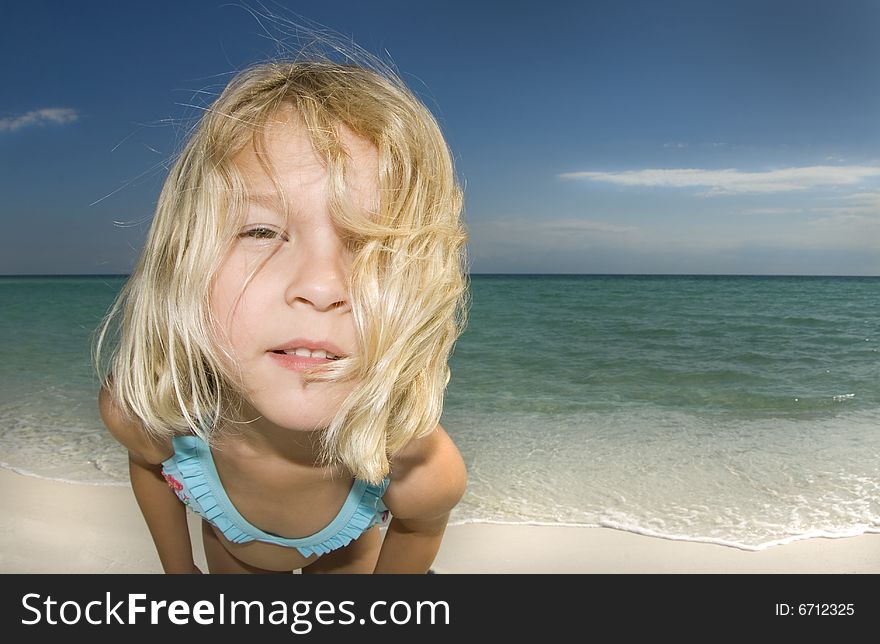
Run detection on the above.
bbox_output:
[1,274,878,550]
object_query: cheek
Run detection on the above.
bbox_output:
[209,263,249,351]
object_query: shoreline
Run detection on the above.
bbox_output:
[2,468,878,573]
[3,466,877,554]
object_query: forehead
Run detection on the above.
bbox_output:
[232,105,379,203]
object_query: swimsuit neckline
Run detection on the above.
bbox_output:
[180,435,369,547]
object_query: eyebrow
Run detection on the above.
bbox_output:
[243,194,304,222]
[245,193,282,206]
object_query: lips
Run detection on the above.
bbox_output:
[272,347,340,360]
[268,338,349,359]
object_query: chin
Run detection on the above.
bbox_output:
[251,386,351,432]
[249,402,332,432]
[284,416,333,433]
[236,370,355,430]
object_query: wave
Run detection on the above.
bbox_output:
[446,517,880,552]
[0,461,128,487]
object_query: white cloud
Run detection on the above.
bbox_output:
[480,216,637,236]
[663,141,728,149]
[0,108,79,132]
[559,165,880,195]
[468,216,639,253]
[842,192,880,205]
[740,207,804,216]
[528,218,638,235]
[808,192,880,217]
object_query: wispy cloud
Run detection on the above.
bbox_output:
[0,108,79,132]
[471,216,637,238]
[842,191,880,206]
[559,165,880,196]
[663,141,727,149]
[809,191,880,220]
[740,207,804,216]
[468,216,640,256]
[528,218,638,235]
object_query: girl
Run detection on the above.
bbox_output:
[94,57,469,574]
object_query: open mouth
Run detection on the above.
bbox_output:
[271,349,341,361]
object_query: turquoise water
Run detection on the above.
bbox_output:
[1,274,878,549]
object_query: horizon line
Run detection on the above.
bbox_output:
[2,272,879,279]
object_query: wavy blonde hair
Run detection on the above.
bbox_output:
[93,58,469,484]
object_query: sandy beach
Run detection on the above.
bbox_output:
[1,467,878,574]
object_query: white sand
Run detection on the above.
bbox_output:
[1,468,877,573]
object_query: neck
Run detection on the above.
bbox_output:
[218,398,330,469]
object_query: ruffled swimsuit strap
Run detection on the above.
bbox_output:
[161,435,390,558]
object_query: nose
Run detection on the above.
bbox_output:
[282,232,351,313]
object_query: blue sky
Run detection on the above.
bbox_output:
[2,0,879,275]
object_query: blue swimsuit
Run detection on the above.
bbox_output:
[161,435,391,558]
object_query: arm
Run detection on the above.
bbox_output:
[128,451,199,573]
[372,424,467,574]
[372,513,451,574]
[98,384,199,573]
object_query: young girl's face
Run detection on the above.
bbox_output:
[211,105,379,433]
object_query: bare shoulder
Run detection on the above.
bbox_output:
[383,423,468,521]
[98,384,172,465]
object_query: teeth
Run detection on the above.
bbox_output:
[282,348,339,360]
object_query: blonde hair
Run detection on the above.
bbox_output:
[93,58,469,484]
